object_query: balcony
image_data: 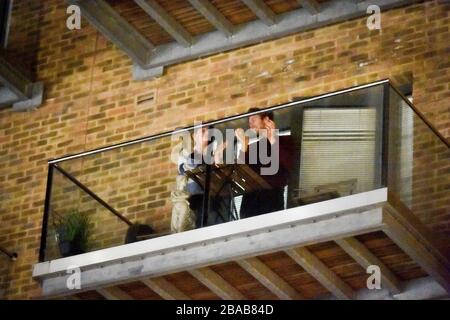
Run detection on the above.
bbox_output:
[32,79,450,300]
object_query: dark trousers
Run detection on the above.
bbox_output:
[240,188,285,219]
[188,194,228,228]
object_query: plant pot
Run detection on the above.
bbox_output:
[58,239,85,257]
[56,229,86,257]
[124,223,154,244]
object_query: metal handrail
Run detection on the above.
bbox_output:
[389,84,450,149]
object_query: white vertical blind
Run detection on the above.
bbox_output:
[299,108,378,196]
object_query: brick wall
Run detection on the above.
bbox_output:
[0,254,11,298]
[410,115,450,231]
[0,0,449,299]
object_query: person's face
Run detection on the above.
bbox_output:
[248,115,265,133]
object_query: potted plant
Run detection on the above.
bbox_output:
[54,210,90,257]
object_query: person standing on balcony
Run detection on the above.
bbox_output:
[236,108,295,218]
[177,126,229,228]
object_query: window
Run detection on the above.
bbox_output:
[0,0,12,48]
[299,107,380,196]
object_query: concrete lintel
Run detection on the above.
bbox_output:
[0,54,34,100]
[0,85,19,107]
[132,64,164,81]
[12,82,44,112]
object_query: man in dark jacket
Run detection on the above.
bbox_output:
[237,108,295,218]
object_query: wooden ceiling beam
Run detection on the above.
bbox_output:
[241,0,277,26]
[237,257,304,300]
[382,207,450,294]
[141,277,190,300]
[97,286,134,300]
[134,0,192,47]
[297,0,321,14]
[67,0,153,67]
[286,247,354,299]
[189,267,245,300]
[386,193,450,267]
[336,237,402,294]
[188,0,234,36]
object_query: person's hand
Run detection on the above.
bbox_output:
[235,128,249,152]
[235,128,245,143]
[214,141,228,164]
[193,128,208,153]
[264,119,276,144]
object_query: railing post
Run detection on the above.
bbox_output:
[39,163,54,262]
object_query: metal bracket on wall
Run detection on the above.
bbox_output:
[0,246,18,261]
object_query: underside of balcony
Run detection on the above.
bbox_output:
[32,188,450,300]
